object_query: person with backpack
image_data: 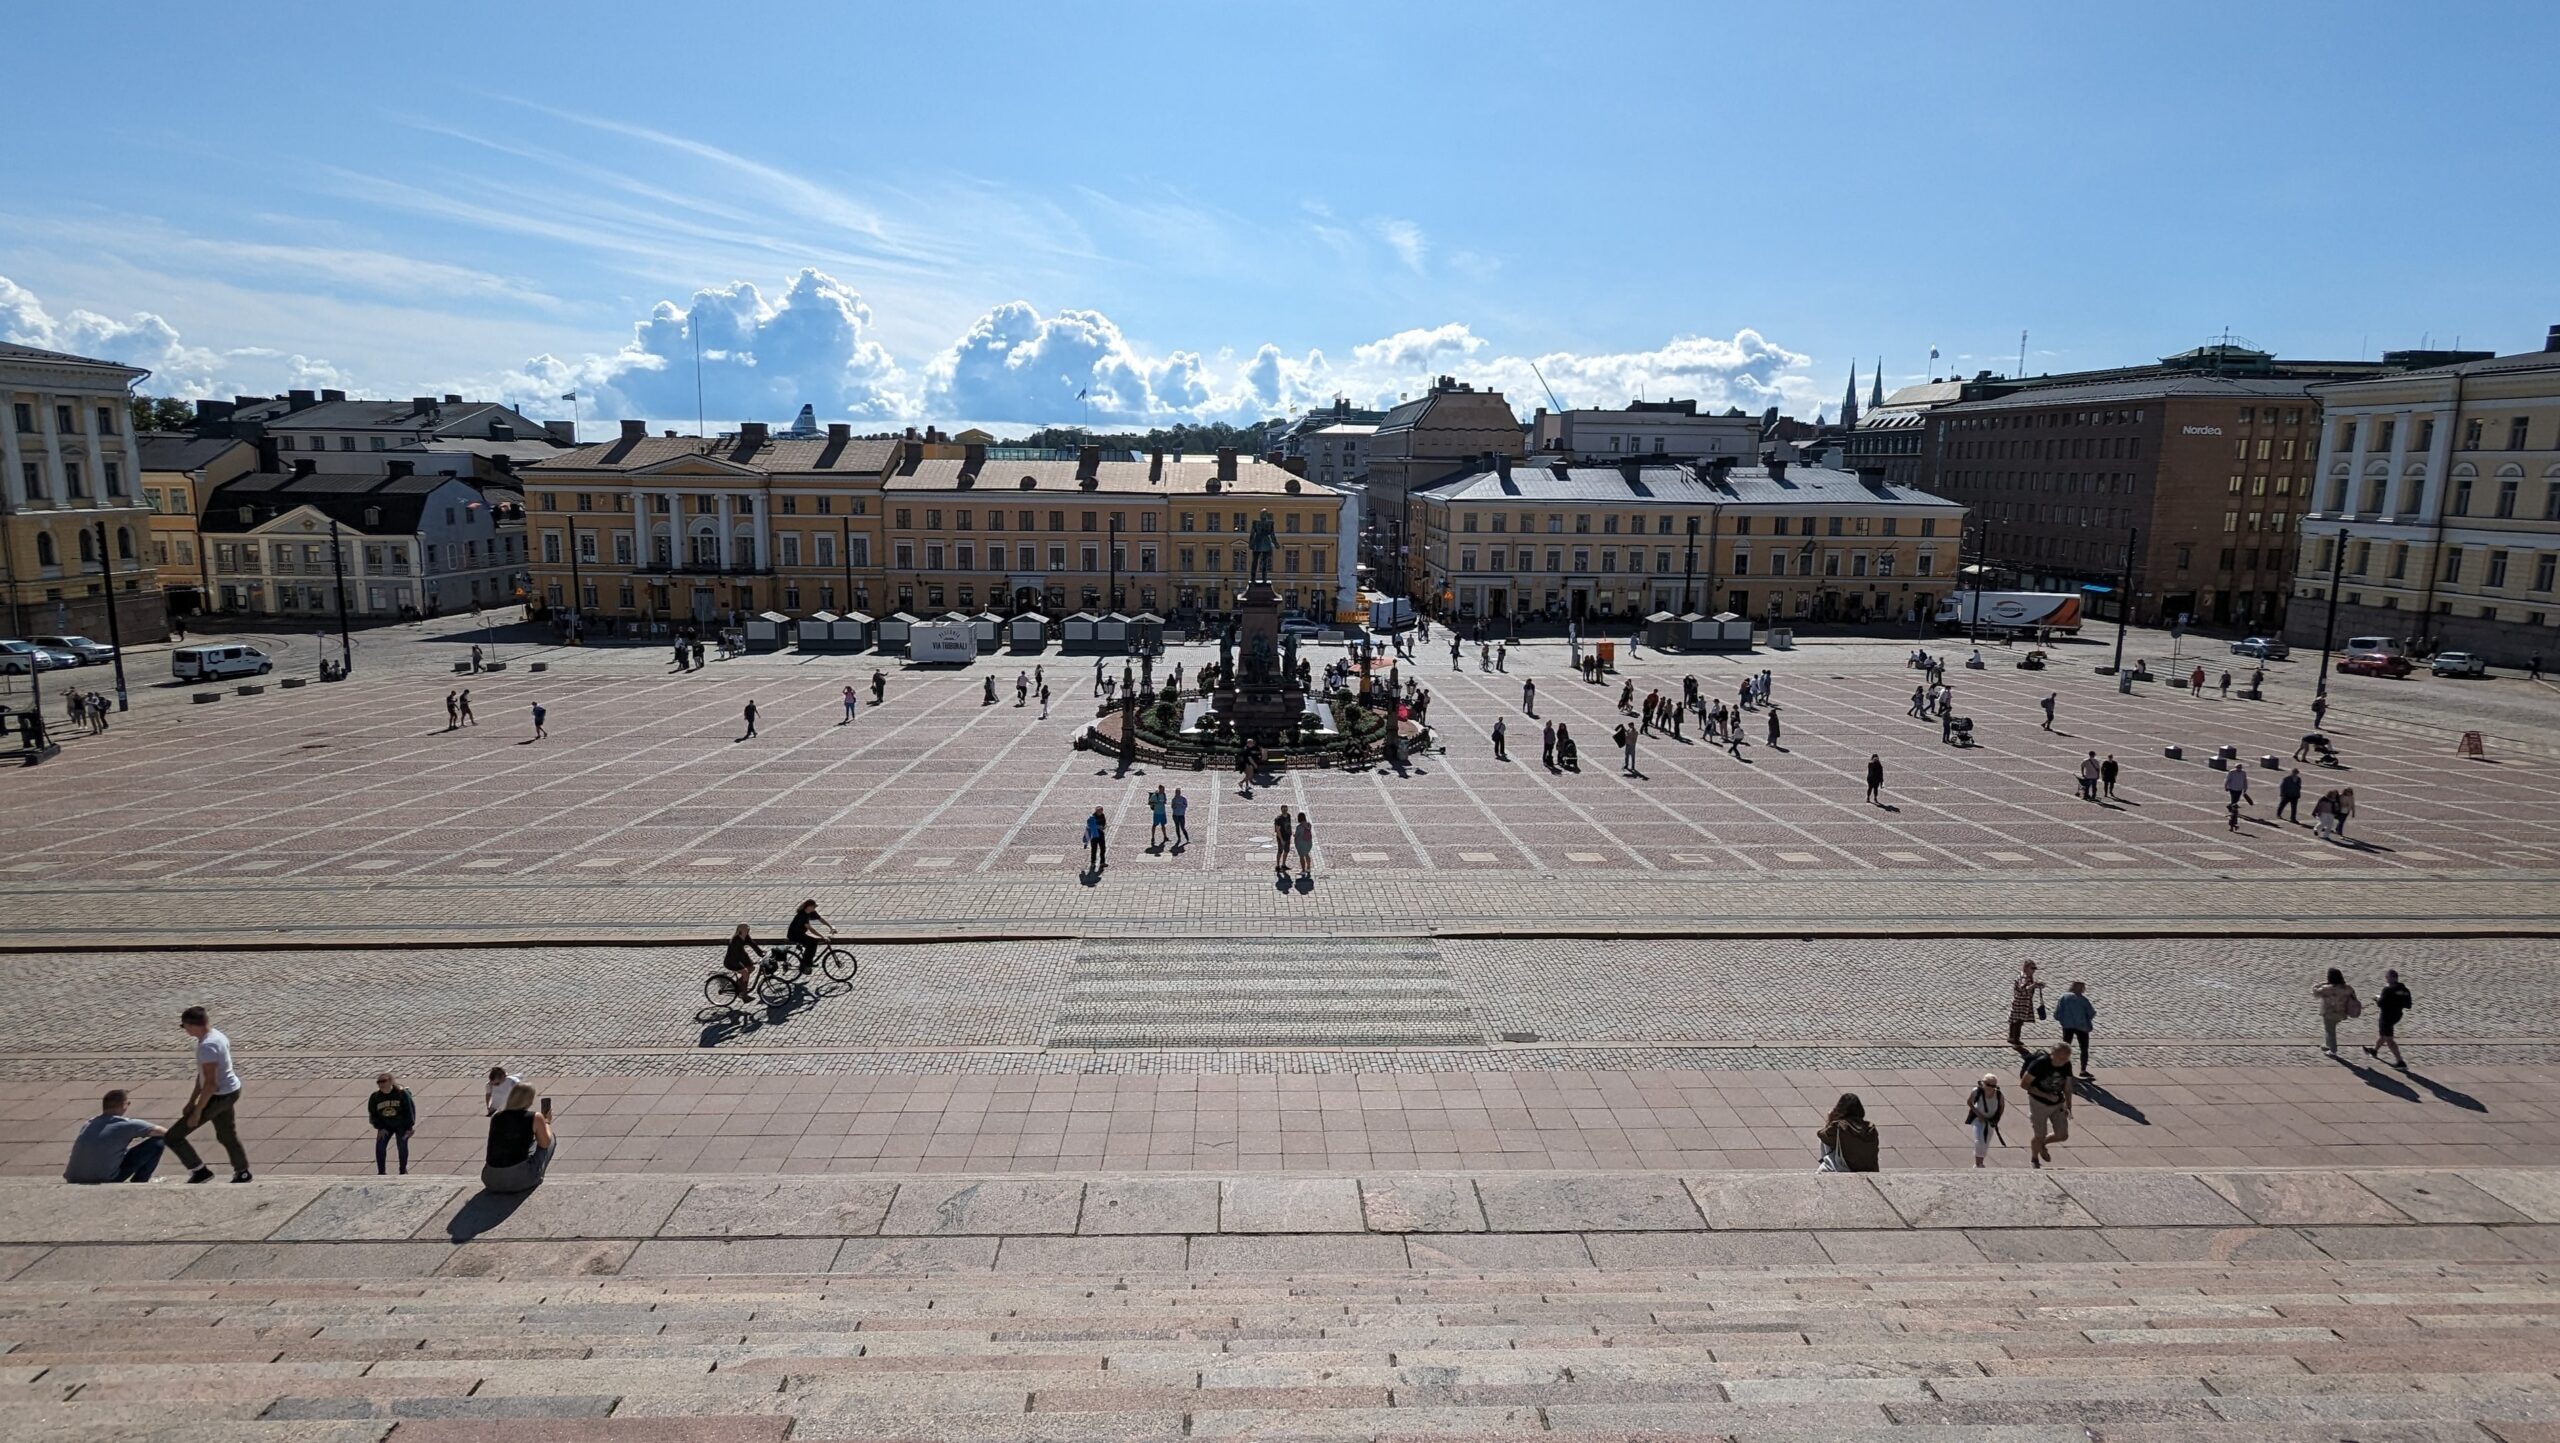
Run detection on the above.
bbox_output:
[2314,966,2360,1056]
[2365,969,2411,1067]
[2020,1041,2074,1169]
[1963,1074,2006,1169]
[1815,1092,1879,1172]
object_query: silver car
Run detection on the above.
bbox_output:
[2230,636,2290,661]
[2430,651,2488,677]
[31,634,114,665]
[0,640,77,674]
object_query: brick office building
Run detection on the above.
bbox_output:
[1920,345,2479,630]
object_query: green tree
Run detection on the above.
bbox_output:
[128,395,199,433]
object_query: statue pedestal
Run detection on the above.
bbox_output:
[1214,579,1306,741]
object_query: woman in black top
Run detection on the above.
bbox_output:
[367,1073,415,1176]
[481,1082,554,1194]
[722,923,760,1003]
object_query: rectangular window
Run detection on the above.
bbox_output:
[2497,480,2519,518]
[1731,552,1750,576]
[2534,554,2556,593]
[815,534,836,566]
[2510,417,2531,450]
[64,462,84,497]
[779,534,801,566]
[56,404,75,433]
[2487,551,2510,588]
[2443,548,2464,583]
[543,534,562,564]
[10,403,28,432]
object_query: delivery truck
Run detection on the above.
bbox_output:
[1934,591,2083,636]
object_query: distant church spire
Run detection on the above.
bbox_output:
[1870,358,1885,411]
[1839,360,1860,430]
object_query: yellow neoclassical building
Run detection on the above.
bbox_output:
[1408,455,1969,625]
[523,428,1360,630]
[2,342,164,642]
[138,432,258,617]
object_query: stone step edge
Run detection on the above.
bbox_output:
[1,1166,2551,1248]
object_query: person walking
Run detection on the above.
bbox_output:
[470,643,484,674]
[368,1073,416,1175]
[2222,762,2252,832]
[63,1089,167,1184]
[2365,968,2412,1067]
[1147,785,1170,850]
[1522,677,1536,714]
[2101,753,2120,800]
[1491,715,1508,761]
[2078,752,2100,802]
[1293,810,1315,880]
[2313,789,2342,841]
[2006,960,2044,1055]
[1617,721,1639,776]
[2218,669,2233,699]
[481,1084,555,1194]
[2312,693,2329,728]
[1865,753,1884,805]
[1170,787,1189,848]
[741,699,759,740]
[2189,663,2206,697]
[1725,716,1745,759]
[1092,656,1105,696]
[1038,682,1050,718]
[843,685,859,725]
[1542,719,1556,770]
[1909,683,1928,719]
[530,702,546,741]
[2040,692,2056,731]
[1815,1093,1879,1172]
[445,690,460,730]
[1084,807,1108,874]
[1963,1074,2005,1169]
[457,689,475,726]
[2336,787,2357,838]
[871,669,886,706]
[166,1006,250,1184]
[1765,706,1782,749]
[2020,1042,2074,1168]
[1496,642,1507,671]
[2315,967,2360,1055]
[2053,981,2095,1076]
[2277,767,2304,823]
[1272,806,1294,876]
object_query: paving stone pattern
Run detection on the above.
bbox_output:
[4,1170,2560,1441]
[7,634,2560,946]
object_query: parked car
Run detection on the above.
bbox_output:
[0,640,78,674]
[2430,651,2488,678]
[30,634,114,665]
[2338,652,2414,678]
[2230,636,2290,661]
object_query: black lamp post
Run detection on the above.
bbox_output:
[86,520,132,710]
[1680,515,1699,614]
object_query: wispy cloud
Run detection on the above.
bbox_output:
[0,213,557,309]
[1366,217,1428,274]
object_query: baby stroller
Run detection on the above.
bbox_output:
[1943,715,1976,748]
[2299,732,2342,767]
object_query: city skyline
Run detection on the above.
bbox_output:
[4,0,2557,431]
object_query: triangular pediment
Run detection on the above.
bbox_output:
[633,456,761,478]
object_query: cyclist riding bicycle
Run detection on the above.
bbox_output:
[722,922,761,1001]
[786,899,833,976]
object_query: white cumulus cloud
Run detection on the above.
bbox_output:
[1,274,359,400]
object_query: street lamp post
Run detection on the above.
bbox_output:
[1966,523,1992,645]
[87,520,132,711]
[1680,515,1699,615]
[2110,526,2138,677]
[1106,516,1121,612]
[2315,527,2349,700]
[327,518,353,678]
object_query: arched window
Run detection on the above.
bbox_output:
[35,533,57,566]
[116,526,135,560]
[77,530,96,564]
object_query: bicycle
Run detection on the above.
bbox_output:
[786,941,860,986]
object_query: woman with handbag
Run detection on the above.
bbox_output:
[1963,1075,2005,1169]
[1815,1093,1879,1173]
[2006,960,2045,1055]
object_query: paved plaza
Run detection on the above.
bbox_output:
[6,615,2560,1182]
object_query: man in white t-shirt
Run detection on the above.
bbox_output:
[168,1006,251,1183]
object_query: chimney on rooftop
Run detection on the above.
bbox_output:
[2546,323,2560,353]
[963,442,987,477]
[619,419,646,443]
[739,421,769,447]
[1214,446,1237,482]
[898,439,924,474]
[292,459,315,477]
[194,398,236,425]
[411,396,436,416]
[443,394,462,405]
[542,420,576,445]
[288,389,317,410]
[827,422,850,442]
[320,389,346,403]
[1077,445,1102,481]
[386,460,414,479]
[1148,449,1164,482]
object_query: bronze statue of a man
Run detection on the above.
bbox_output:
[1248,509,1278,583]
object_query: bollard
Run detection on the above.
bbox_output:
[192,692,220,704]
[2163,744,2183,759]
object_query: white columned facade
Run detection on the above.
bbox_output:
[2418,404,2458,522]
[0,408,24,509]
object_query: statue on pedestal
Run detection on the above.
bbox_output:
[1248,509,1278,584]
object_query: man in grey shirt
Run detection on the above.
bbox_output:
[65,1089,168,1184]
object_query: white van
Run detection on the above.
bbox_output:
[172,643,272,681]
[2343,635,2404,659]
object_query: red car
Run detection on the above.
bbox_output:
[2337,652,2413,678]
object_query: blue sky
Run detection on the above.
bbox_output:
[4,0,2556,433]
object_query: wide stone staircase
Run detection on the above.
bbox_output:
[1048,937,1488,1048]
[4,1167,2558,1441]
